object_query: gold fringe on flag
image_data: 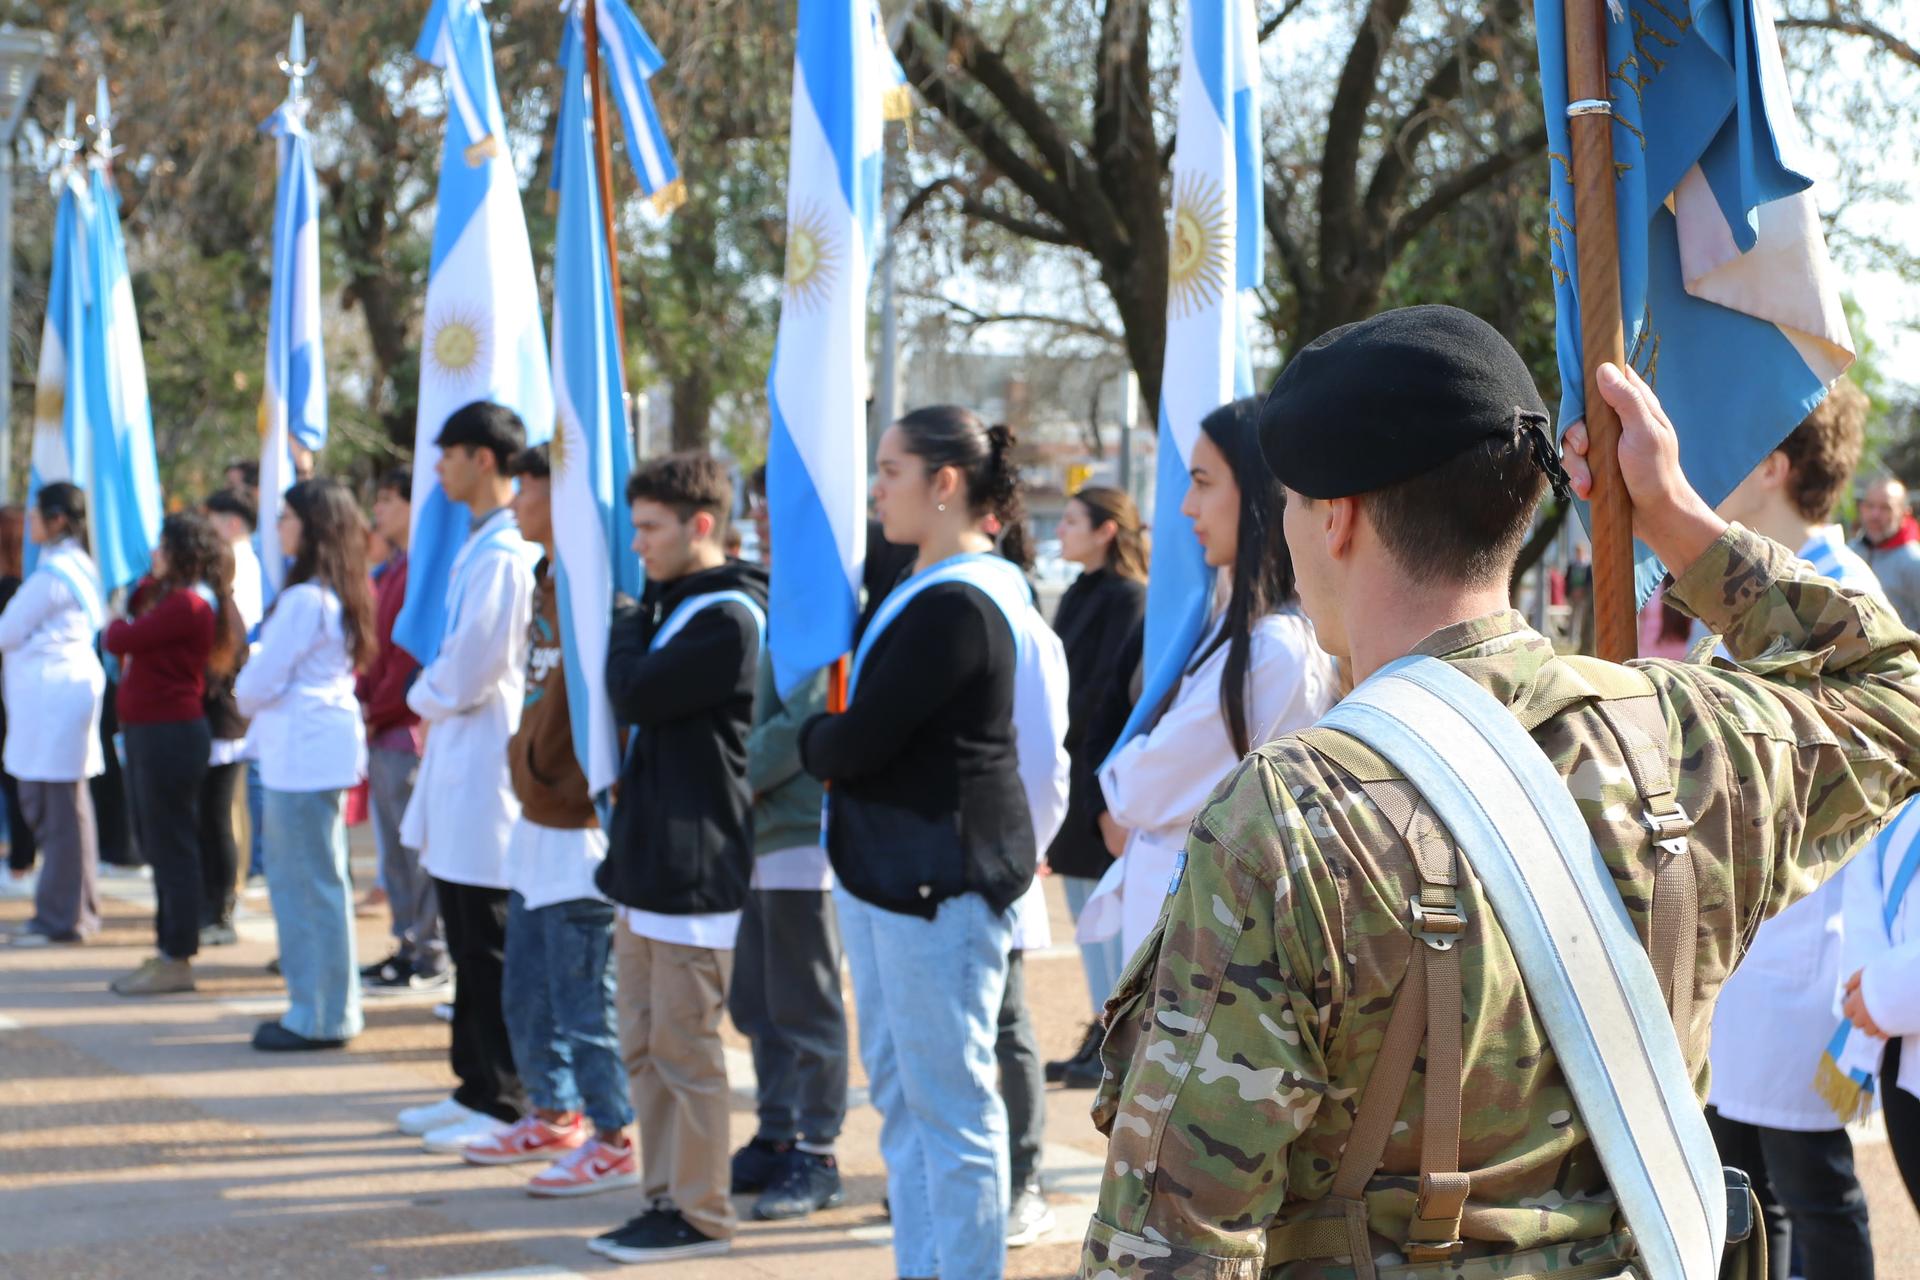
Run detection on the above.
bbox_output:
[881,84,913,122]
[464,133,502,166]
[1814,1051,1875,1126]
[649,177,687,216]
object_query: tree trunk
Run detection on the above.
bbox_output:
[670,368,713,452]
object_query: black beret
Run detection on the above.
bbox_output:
[1259,304,1549,499]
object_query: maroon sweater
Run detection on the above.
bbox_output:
[355,551,421,740]
[103,580,217,725]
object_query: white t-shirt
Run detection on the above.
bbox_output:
[622,904,741,950]
[751,844,834,891]
[505,816,609,911]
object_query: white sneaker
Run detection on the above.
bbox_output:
[397,1095,470,1137]
[422,1110,512,1154]
[0,871,35,898]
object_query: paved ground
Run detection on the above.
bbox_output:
[2,837,1917,1280]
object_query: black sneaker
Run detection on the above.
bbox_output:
[730,1134,792,1193]
[753,1150,844,1220]
[595,1208,730,1264]
[587,1209,663,1258]
[1046,1020,1103,1085]
[360,952,407,982]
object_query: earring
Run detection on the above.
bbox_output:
[937,503,947,512]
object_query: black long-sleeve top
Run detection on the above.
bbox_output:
[1045,568,1147,879]
[800,580,1034,918]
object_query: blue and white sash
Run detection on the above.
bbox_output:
[1818,800,1920,1120]
[1323,657,1725,1280]
[39,543,106,633]
[445,511,531,636]
[849,552,1033,691]
[650,589,767,654]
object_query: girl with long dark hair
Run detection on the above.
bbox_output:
[236,478,373,1051]
[800,406,1044,1280]
[103,511,245,994]
[1042,485,1148,1085]
[1088,398,1337,958]
[0,484,107,945]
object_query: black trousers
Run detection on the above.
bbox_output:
[434,876,524,1122]
[197,761,244,926]
[123,720,210,961]
[728,887,849,1147]
[1881,1038,1920,1214]
[3,766,35,874]
[1707,1106,1873,1280]
[996,949,1044,1190]
[92,686,135,867]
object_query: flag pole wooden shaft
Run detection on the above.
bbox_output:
[582,0,627,354]
[828,655,849,715]
[1563,0,1637,662]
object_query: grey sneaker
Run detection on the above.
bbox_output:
[111,956,196,996]
[1006,1179,1056,1248]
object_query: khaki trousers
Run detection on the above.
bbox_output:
[614,926,736,1239]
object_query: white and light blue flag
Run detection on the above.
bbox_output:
[258,100,328,601]
[560,0,682,212]
[1114,0,1262,749]
[1536,0,1853,597]
[764,0,899,695]
[547,5,648,793]
[80,158,162,594]
[25,163,93,578]
[394,0,554,666]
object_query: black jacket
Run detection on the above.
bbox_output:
[800,580,1034,918]
[1045,569,1147,878]
[596,559,766,916]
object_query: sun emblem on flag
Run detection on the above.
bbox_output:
[33,382,63,427]
[1167,171,1231,319]
[548,410,574,480]
[425,307,488,390]
[783,205,839,313]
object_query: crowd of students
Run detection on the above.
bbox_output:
[0,389,1345,1274]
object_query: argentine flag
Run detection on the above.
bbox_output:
[547,6,649,793]
[259,100,328,600]
[765,0,896,696]
[566,0,682,212]
[25,164,93,578]
[1114,0,1262,749]
[1536,0,1853,596]
[80,157,162,594]
[394,0,554,666]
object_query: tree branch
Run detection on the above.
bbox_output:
[1318,0,1415,246]
[958,194,1078,246]
[1388,123,1547,254]
[1259,0,1311,43]
[1263,181,1314,302]
[914,293,1122,344]
[1778,12,1920,68]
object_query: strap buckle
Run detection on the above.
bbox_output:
[1408,897,1466,951]
[1644,802,1693,858]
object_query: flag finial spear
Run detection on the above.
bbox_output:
[85,75,118,161]
[278,14,316,109]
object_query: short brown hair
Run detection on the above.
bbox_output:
[1777,379,1867,523]
[627,452,732,529]
[1358,427,1548,587]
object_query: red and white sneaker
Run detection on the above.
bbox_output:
[526,1134,640,1197]
[461,1113,587,1166]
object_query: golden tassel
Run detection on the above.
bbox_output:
[649,177,688,216]
[1814,1053,1874,1126]
[881,84,913,122]
[464,133,502,166]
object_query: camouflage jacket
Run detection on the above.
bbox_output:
[1082,527,1920,1279]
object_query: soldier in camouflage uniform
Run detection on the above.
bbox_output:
[1081,307,1920,1280]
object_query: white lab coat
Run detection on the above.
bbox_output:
[230,536,265,635]
[1009,601,1071,953]
[1839,803,1920,1104]
[1085,606,1335,958]
[234,582,366,793]
[401,509,536,890]
[1708,529,1883,1128]
[0,539,106,782]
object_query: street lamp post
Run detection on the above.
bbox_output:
[0,25,55,501]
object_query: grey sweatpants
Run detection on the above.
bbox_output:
[21,779,100,940]
[367,746,445,973]
[727,888,849,1148]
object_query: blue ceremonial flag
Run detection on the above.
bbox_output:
[25,164,94,579]
[258,101,328,600]
[547,4,645,794]
[395,0,555,666]
[81,159,162,594]
[1113,0,1262,751]
[764,0,898,695]
[1536,0,1852,595]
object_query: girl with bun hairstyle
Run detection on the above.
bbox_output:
[800,406,1047,1280]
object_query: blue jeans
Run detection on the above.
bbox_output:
[837,886,1011,1280]
[503,892,631,1134]
[262,788,362,1041]
[1062,873,1126,1018]
[245,763,265,878]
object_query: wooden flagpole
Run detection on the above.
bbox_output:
[581,0,627,355]
[1563,0,1637,662]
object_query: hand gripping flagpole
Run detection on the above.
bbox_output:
[1562,0,1636,661]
